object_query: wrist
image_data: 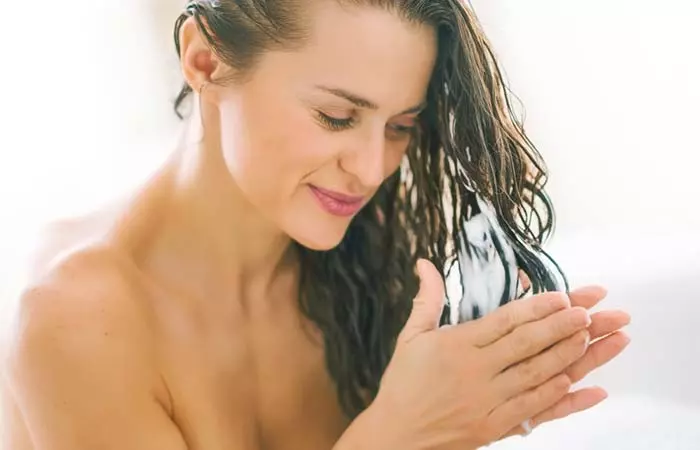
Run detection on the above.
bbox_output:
[334,402,411,450]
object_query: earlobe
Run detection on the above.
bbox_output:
[179,17,220,93]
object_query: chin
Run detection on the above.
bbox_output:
[288,222,350,252]
[292,232,346,252]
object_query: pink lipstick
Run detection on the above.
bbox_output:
[309,185,365,217]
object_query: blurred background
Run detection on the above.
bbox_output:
[1,0,699,448]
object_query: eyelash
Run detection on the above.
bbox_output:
[389,124,416,134]
[317,112,354,131]
[316,111,418,137]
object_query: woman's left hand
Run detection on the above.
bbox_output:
[501,282,632,438]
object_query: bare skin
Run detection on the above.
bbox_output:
[3,169,351,450]
[1,3,631,450]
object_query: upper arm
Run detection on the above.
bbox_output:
[6,255,188,450]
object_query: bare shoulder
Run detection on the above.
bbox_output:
[3,246,185,449]
[7,193,158,376]
[7,245,156,382]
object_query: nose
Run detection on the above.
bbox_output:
[339,129,386,190]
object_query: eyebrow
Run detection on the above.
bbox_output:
[314,85,427,115]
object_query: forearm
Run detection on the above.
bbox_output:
[332,408,404,450]
[333,405,414,450]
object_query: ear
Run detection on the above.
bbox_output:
[178,16,222,93]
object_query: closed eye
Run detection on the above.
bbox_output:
[316,111,354,131]
[388,123,416,133]
[386,119,418,140]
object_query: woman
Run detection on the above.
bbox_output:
[3,0,631,449]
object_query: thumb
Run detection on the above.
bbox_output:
[398,259,446,345]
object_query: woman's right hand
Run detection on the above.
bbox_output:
[344,259,602,450]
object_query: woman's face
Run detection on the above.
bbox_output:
[206,3,437,250]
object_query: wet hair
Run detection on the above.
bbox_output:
[173,0,567,418]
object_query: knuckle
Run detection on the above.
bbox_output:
[552,308,586,336]
[512,390,533,412]
[509,331,533,357]
[549,381,572,403]
[568,307,590,327]
[532,292,569,317]
[565,364,585,385]
[552,342,574,367]
[569,329,590,354]
[495,307,517,333]
[518,360,544,385]
[552,373,572,392]
[549,291,571,310]
[576,329,591,345]
[538,376,568,404]
[554,330,589,364]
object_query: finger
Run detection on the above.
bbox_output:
[462,292,571,347]
[518,270,531,292]
[495,329,589,399]
[488,373,572,438]
[503,386,608,438]
[397,259,446,345]
[568,285,608,310]
[487,307,591,371]
[588,310,631,341]
[566,331,631,383]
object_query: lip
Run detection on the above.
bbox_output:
[309,185,365,217]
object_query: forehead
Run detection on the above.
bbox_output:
[259,2,438,109]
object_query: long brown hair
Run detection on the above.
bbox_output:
[173,0,566,418]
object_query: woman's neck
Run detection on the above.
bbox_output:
[127,137,298,309]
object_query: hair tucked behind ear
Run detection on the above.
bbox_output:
[173,0,567,419]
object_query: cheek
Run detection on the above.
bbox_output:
[217,100,335,208]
